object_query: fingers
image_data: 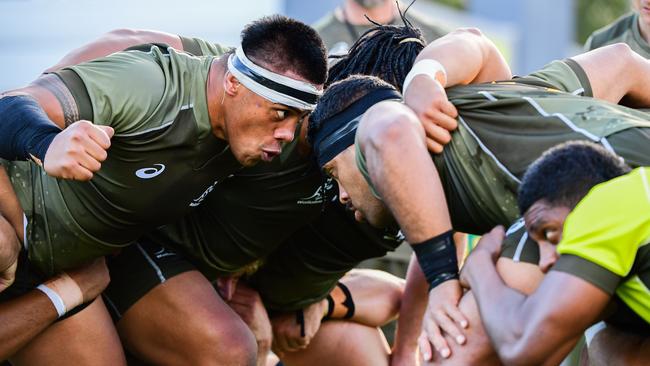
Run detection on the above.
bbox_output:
[446,303,470,330]
[424,319,451,359]
[422,121,452,147]
[432,308,466,346]
[418,332,434,361]
[86,124,113,150]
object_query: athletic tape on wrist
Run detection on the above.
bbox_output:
[43,273,84,312]
[412,230,459,291]
[36,284,66,317]
[402,59,447,95]
[0,95,62,163]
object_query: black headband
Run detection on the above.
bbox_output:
[312,88,402,168]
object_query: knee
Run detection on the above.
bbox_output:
[189,317,258,366]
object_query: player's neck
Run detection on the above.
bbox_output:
[206,57,227,140]
[638,16,650,44]
[339,0,396,25]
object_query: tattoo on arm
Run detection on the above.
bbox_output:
[33,74,80,126]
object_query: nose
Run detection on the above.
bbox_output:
[538,242,559,273]
[338,184,350,205]
[274,119,297,143]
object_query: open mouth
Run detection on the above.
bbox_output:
[261,149,280,162]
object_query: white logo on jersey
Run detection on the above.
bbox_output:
[135,164,166,179]
[190,179,220,207]
[297,178,334,205]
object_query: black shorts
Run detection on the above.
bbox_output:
[103,239,196,321]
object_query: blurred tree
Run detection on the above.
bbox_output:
[430,0,465,10]
[577,0,630,43]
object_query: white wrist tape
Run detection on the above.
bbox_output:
[40,273,84,317]
[402,59,447,95]
[36,284,66,317]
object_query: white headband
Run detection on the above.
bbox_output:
[227,47,322,110]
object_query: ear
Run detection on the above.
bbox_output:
[224,72,241,96]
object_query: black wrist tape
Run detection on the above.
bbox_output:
[0,95,61,162]
[412,230,459,291]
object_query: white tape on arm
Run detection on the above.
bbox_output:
[402,59,448,95]
[36,284,66,317]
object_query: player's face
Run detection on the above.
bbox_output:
[224,88,307,167]
[523,200,572,273]
[324,146,396,228]
[636,1,650,25]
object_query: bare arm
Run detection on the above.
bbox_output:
[415,27,512,86]
[404,28,511,153]
[357,101,451,243]
[572,43,650,107]
[45,29,183,72]
[0,257,109,359]
[391,255,428,365]
[462,228,609,365]
[357,101,468,359]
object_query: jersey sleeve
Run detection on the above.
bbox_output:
[551,169,650,295]
[179,36,229,57]
[515,59,593,97]
[500,218,540,264]
[54,50,166,134]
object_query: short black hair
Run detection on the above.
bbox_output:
[518,141,631,215]
[308,75,397,145]
[327,5,425,90]
[241,15,328,85]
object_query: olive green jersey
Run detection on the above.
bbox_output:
[138,37,404,310]
[358,59,650,234]
[313,9,447,55]
[584,12,650,58]
[553,168,650,328]
[7,44,242,274]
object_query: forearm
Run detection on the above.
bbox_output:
[46,29,183,72]
[466,251,529,363]
[359,105,452,243]
[0,291,59,358]
[415,28,511,86]
[392,256,428,354]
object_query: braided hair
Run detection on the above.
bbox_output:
[326,1,426,90]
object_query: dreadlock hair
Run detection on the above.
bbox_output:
[308,75,398,145]
[326,1,425,90]
[517,141,631,216]
[241,15,328,85]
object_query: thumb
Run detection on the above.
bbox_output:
[97,125,114,139]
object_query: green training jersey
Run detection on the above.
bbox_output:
[313,9,447,55]
[584,12,650,58]
[10,43,241,273]
[552,168,650,327]
[358,59,650,234]
[141,38,404,310]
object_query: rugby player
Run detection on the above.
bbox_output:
[308,34,650,364]
[462,141,650,365]
[0,16,327,365]
[22,26,406,366]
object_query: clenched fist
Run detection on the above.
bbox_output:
[43,121,114,180]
